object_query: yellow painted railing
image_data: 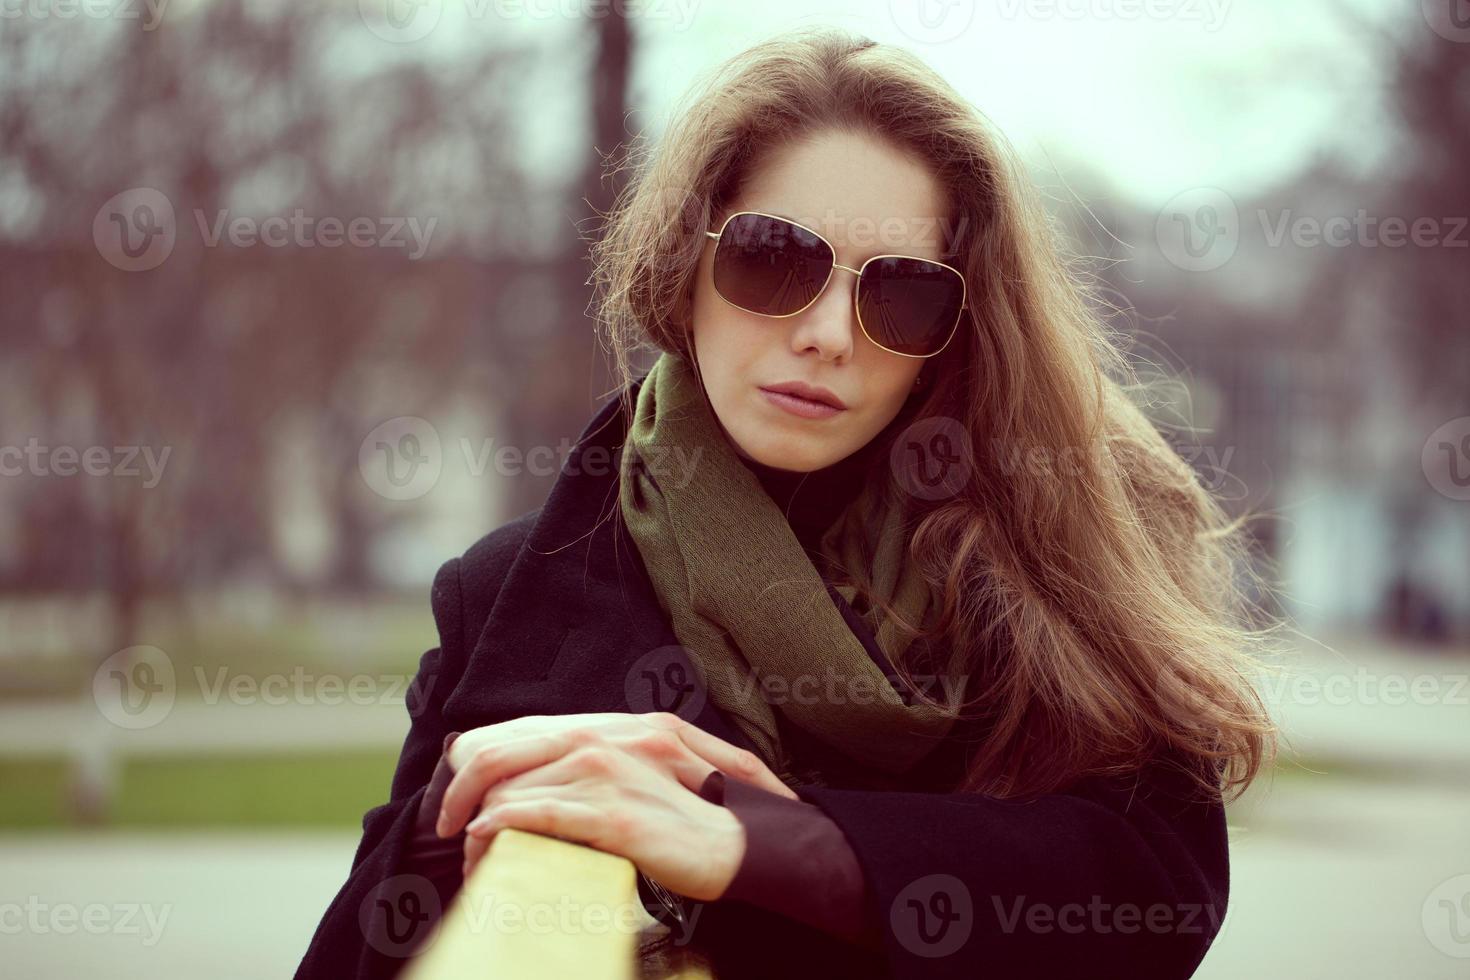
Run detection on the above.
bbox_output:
[399,829,714,980]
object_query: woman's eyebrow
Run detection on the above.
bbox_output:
[764,209,815,229]
[756,209,940,260]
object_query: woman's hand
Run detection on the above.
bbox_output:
[434,711,795,900]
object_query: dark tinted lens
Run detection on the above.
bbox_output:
[856,257,965,356]
[711,213,834,316]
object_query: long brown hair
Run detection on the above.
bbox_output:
[589,26,1281,803]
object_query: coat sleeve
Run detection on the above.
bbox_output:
[698,769,878,947]
[290,496,559,980]
[292,555,469,980]
[793,752,1230,980]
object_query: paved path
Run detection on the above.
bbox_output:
[1257,633,1470,771]
[2,631,1466,978]
[2,773,1467,979]
[0,831,356,980]
[1200,775,1470,978]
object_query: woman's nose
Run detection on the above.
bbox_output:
[789,264,860,360]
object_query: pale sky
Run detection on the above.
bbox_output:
[367,0,1409,288]
[0,0,1407,248]
[621,0,1399,210]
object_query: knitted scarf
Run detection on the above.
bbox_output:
[617,352,959,785]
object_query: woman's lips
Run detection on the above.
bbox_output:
[759,387,845,419]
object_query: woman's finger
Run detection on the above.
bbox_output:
[461,827,492,878]
[437,732,572,838]
[464,798,613,864]
[460,781,584,875]
[645,712,798,799]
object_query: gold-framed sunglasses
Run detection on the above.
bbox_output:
[703,209,967,359]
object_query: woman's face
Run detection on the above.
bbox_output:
[689,127,949,472]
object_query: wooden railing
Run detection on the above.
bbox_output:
[400,829,714,980]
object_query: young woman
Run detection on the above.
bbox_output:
[297,26,1278,980]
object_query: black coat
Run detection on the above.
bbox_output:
[294,376,1230,980]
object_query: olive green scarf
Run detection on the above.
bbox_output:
[617,352,959,784]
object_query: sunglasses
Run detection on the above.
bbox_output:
[703,210,967,358]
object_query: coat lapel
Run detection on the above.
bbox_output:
[442,379,756,754]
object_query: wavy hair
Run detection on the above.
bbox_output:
[588,26,1282,803]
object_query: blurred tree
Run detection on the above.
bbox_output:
[1373,20,1470,639]
[1381,22,1470,407]
[0,1,569,816]
[497,12,634,519]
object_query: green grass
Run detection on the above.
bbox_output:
[0,594,436,702]
[0,750,402,830]
[4,750,1450,833]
